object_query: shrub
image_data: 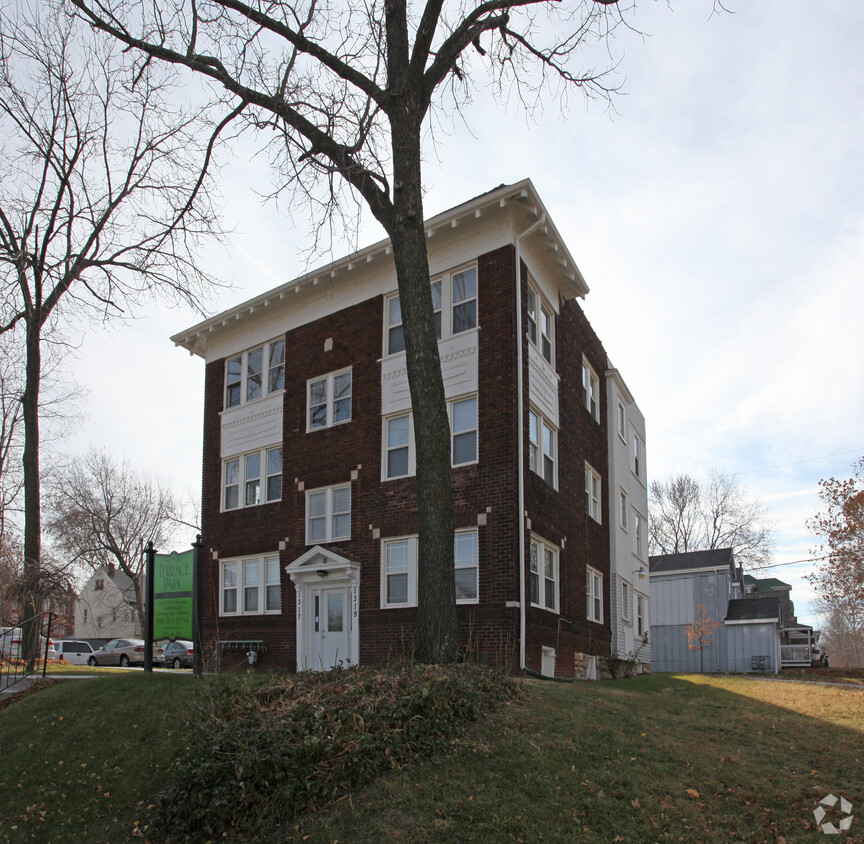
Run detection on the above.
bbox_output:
[146,663,521,842]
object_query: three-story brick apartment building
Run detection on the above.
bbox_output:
[172,179,644,679]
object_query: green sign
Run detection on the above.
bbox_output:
[153,550,194,641]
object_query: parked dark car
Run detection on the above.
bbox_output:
[162,639,194,669]
[87,638,164,667]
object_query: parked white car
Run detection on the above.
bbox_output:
[0,626,56,660]
[54,639,96,665]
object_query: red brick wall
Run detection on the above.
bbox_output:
[199,244,611,676]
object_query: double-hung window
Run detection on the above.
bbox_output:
[584,463,602,523]
[617,401,626,441]
[381,530,479,607]
[306,485,351,544]
[637,595,647,637]
[528,408,556,487]
[619,489,628,531]
[307,368,352,430]
[223,448,282,510]
[633,510,645,560]
[220,556,281,616]
[383,395,478,479]
[527,285,554,364]
[587,567,603,623]
[225,339,285,408]
[582,358,599,422]
[622,580,632,623]
[529,537,558,611]
[385,265,477,356]
[633,433,644,480]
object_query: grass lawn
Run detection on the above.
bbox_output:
[0,672,862,843]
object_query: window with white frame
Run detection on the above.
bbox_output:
[529,537,558,611]
[528,408,556,487]
[633,509,645,560]
[381,530,479,607]
[306,484,351,543]
[632,432,644,480]
[385,265,477,355]
[619,489,628,530]
[225,339,285,408]
[526,284,554,364]
[584,463,602,523]
[587,567,603,623]
[220,556,281,616]
[637,594,647,637]
[383,395,478,479]
[622,580,632,623]
[617,400,626,441]
[307,368,352,430]
[582,359,599,422]
[223,447,282,510]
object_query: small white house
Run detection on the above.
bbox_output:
[74,566,141,639]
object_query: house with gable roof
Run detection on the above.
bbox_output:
[172,179,648,678]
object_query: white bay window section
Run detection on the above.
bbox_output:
[223,448,282,510]
[529,537,558,612]
[585,463,602,523]
[587,567,603,623]
[306,484,351,544]
[386,265,477,356]
[381,530,478,607]
[528,408,556,487]
[225,339,285,408]
[526,285,554,364]
[220,556,281,616]
[582,358,599,422]
[308,368,352,430]
[383,395,478,480]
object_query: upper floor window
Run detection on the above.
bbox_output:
[383,395,478,480]
[619,489,628,531]
[226,339,285,408]
[617,401,626,441]
[381,530,479,607]
[632,433,644,480]
[308,368,352,431]
[220,556,281,616]
[582,359,599,422]
[386,265,477,355]
[585,463,602,523]
[633,509,645,560]
[94,578,104,592]
[529,537,558,612]
[528,408,556,487]
[306,484,351,544]
[587,567,603,623]
[527,285,554,364]
[224,447,282,510]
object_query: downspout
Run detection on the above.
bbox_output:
[515,212,546,671]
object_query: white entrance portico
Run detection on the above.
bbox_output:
[286,546,360,671]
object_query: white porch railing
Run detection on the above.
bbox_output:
[781,645,811,666]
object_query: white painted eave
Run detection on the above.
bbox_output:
[170,178,589,358]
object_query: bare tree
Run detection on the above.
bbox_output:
[0,0,233,660]
[45,447,181,631]
[649,470,774,570]
[70,0,634,661]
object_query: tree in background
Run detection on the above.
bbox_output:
[807,455,864,667]
[45,448,181,635]
[0,1,232,660]
[70,0,636,662]
[686,602,720,673]
[649,470,774,570]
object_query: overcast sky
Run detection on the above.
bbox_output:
[66,2,864,628]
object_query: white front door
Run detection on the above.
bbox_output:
[311,586,349,670]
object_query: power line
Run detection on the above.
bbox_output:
[765,555,831,569]
[735,449,864,476]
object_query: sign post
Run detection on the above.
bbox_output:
[144,541,155,673]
